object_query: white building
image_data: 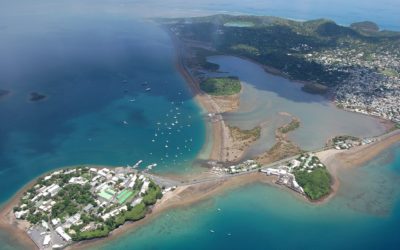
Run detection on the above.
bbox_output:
[56,227,72,242]
[69,177,88,185]
[140,180,150,195]
[43,235,51,246]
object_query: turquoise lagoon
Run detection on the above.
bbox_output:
[98,143,400,250]
[0,11,207,204]
[1,1,400,249]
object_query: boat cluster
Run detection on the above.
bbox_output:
[121,79,197,169]
[150,100,196,167]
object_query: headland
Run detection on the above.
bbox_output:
[1,14,400,250]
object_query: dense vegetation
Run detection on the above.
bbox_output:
[190,48,220,71]
[294,167,331,200]
[332,135,360,143]
[350,21,380,33]
[278,119,300,134]
[165,15,400,87]
[72,182,162,241]
[229,126,261,141]
[301,83,328,94]
[142,182,163,205]
[200,77,241,95]
[52,184,96,219]
[24,183,96,224]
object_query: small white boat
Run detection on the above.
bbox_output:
[145,87,151,91]
[133,160,143,168]
[210,230,215,233]
[123,120,128,125]
[129,99,136,102]
[146,163,157,170]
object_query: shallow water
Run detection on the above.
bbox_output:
[98,143,400,250]
[0,8,207,204]
[0,0,399,249]
[208,56,387,153]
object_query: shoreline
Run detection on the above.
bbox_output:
[0,178,39,250]
[0,24,398,250]
[0,129,398,249]
[221,53,395,131]
[316,129,400,204]
[0,168,277,250]
[0,164,130,250]
[169,28,229,162]
[71,172,279,250]
[167,26,394,166]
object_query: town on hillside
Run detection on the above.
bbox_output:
[13,166,172,250]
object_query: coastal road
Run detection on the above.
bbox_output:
[153,146,333,187]
[147,120,399,188]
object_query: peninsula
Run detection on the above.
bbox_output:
[1,14,400,250]
[161,14,400,123]
[0,127,399,249]
[9,166,164,249]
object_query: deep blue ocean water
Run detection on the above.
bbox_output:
[0,11,206,204]
[0,0,399,249]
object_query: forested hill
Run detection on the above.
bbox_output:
[161,15,400,87]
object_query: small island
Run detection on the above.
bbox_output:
[4,129,400,249]
[29,92,47,102]
[13,166,165,249]
[0,89,10,99]
[200,77,241,96]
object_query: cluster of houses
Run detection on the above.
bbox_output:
[14,166,166,250]
[332,136,360,150]
[262,154,327,195]
[332,137,377,150]
[361,138,376,145]
[305,43,400,123]
[334,140,355,150]
[261,164,304,195]
[212,160,260,174]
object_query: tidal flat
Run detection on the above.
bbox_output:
[207,56,388,155]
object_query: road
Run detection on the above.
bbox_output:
[146,146,334,188]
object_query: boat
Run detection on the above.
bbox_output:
[133,160,143,168]
[145,87,151,91]
[146,163,157,170]
[123,120,128,125]
[129,99,136,102]
[210,230,215,233]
